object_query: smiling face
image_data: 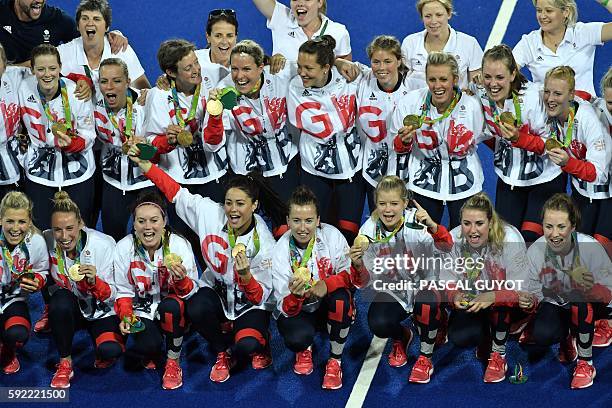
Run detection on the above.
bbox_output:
[370,49,401,90]
[290,0,323,28]
[133,204,165,251]
[483,59,516,105]
[543,209,575,255]
[604,87,612,115]
[1,209,31,247]
[461,209,491,250]
[375,189,407,230]
[168,51,202,91]
[32,53,61,97]
[535,0,568,33]
[231,53,264,95]
[224,187,257,233]
[99,64,129,111]
[543,77,573,118]
[15,0,45,22]
[297,51,329,88]
[288,203,319,247]
[78,9,107,45]
[421,1,451,37]
[426,63,457,109]
[51,211,83,253]
[206,20,237,66]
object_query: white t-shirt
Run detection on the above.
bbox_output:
[401,26,483,89]
[267,1,351,61]
[195,48,230,88]
[58,36,145,103]
[513,22,604,97]
[0,66,27,185]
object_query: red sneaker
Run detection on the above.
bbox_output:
[593,320,612,347]
[559,334,577,363]
[388,339,408,368]
[570,360,596,389]
[50,359,73,389]
[252,350,272,370]
[408,355,434,384]
[93,358,116,369]
[483,352,507,383]
[162,358,183,390]
[322,358,342,390]
[294,348,313,375]
[210,351,234,383]
[34,305,50,333]
[0,344,20,374]
[435,309,448,346]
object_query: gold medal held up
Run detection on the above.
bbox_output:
[51,123,68,138]
[403,114,421,129]
[163,253,183,268]
[177,130,193,147]
[232,243,246,258]
[354,235,370,250]
[207,99,223,116]
[68,264,84,281]
[294,266,311,281]
[545,138,563,151]
[499,112,516,126]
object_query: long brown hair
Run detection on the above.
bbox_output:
[460,193,506,253]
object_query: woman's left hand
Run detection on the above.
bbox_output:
[168,263,187,280]
[466,291,495,313]
[79,264,97,285]
[108,31,129,54]
[306,280,327,298]
[19,276,40,294]
[234,251,251,278]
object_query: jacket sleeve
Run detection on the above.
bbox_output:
[113,241,135,320]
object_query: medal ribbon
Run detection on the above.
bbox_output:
[0,232,31,280]
[545,232,581,278]
[56,231,83,276]
[550,104,575,147]
[289,234,315,273]
[488,92,523,127]
[170,80,200,128]
[135,230,170,268]
[104,90,133,143]
[38,78,73,131]
[228,223,260,257]
[375,217,404,243]
[419,88,461,126]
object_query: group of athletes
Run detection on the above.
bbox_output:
[0,0,611,393]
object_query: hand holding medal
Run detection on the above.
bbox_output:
[120,314,145,334]
[68,264,85,282]
[207,86,239,117]
[498,112,519,142]
[78,264,97,285]
[164,253,188,280]
[398,114,419,146]
[18,274,40,294]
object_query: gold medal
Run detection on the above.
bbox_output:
[569,265,588,286]
[499,111,516,126]
[68,264,84,281]
[231,243,246,258]
[545,138,563,151]
[51,123,68,138]
[354,235,370,250]
[206,99,223,116]
[403,114,421,129]
[294,266,311,281]
[177,130,193,147]
[163,253,183,268]
[121,142,131,155]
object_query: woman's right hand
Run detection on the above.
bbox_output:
[156,74,170,91]
[208,88,223,101]
[165,124,182,146]
[397,126,416,146]
[453,292,468,310]
[127,144,152,173]
[119,320,131,335]
[349,243,365,268]
[288,276,308,297]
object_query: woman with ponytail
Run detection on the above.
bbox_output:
[113,190,199,390]
[443,192,530,383]
[45,191,121,389]
[0,191,48,375]
[128,147,283,384]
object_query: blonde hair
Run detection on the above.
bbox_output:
[371,176,409,221]
[460,193,506,254]
[0,191,39,235]
[545,65,575,92]
[321,0,327,14]
[417,0,454,16]
[601,66,612,96]
[366,35,409,77]
[231,40,265,67]
[51,191,83,224]
[532,0,577,27]
[426,52,459,79]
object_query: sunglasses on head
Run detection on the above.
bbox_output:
[208,9,236,22]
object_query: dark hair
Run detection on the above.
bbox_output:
[541,193,581,228]
[224,172,288,227]
[299,34,336,68]
[131,190,167,218]
[157,39,196,75]
[0,43,6,66]
[206,9,238,36]
[76,0,112,30]
[99,57,129,81]
[31,44,61,67]
[366,35,409,78]
[482,44,527,95]
[287,186,320,217]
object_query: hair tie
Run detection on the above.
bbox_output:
[134,201,166,217]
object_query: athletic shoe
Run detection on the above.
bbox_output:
[210,351,234,383]
[389,339,408,368]
[50,359,73,388]
[252,350,272,370]
[435,309,448,345]
[162,358,183,390]
[294,348,313,375]
[0,344,19,374]
[93,358,116,369]
[570,360,596,389]
[322,358,342,390]
[408,355,434,384]
[483,352,507,383]
[593,320,612,347]
[34,305,50,333]
[558,334,577,363]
